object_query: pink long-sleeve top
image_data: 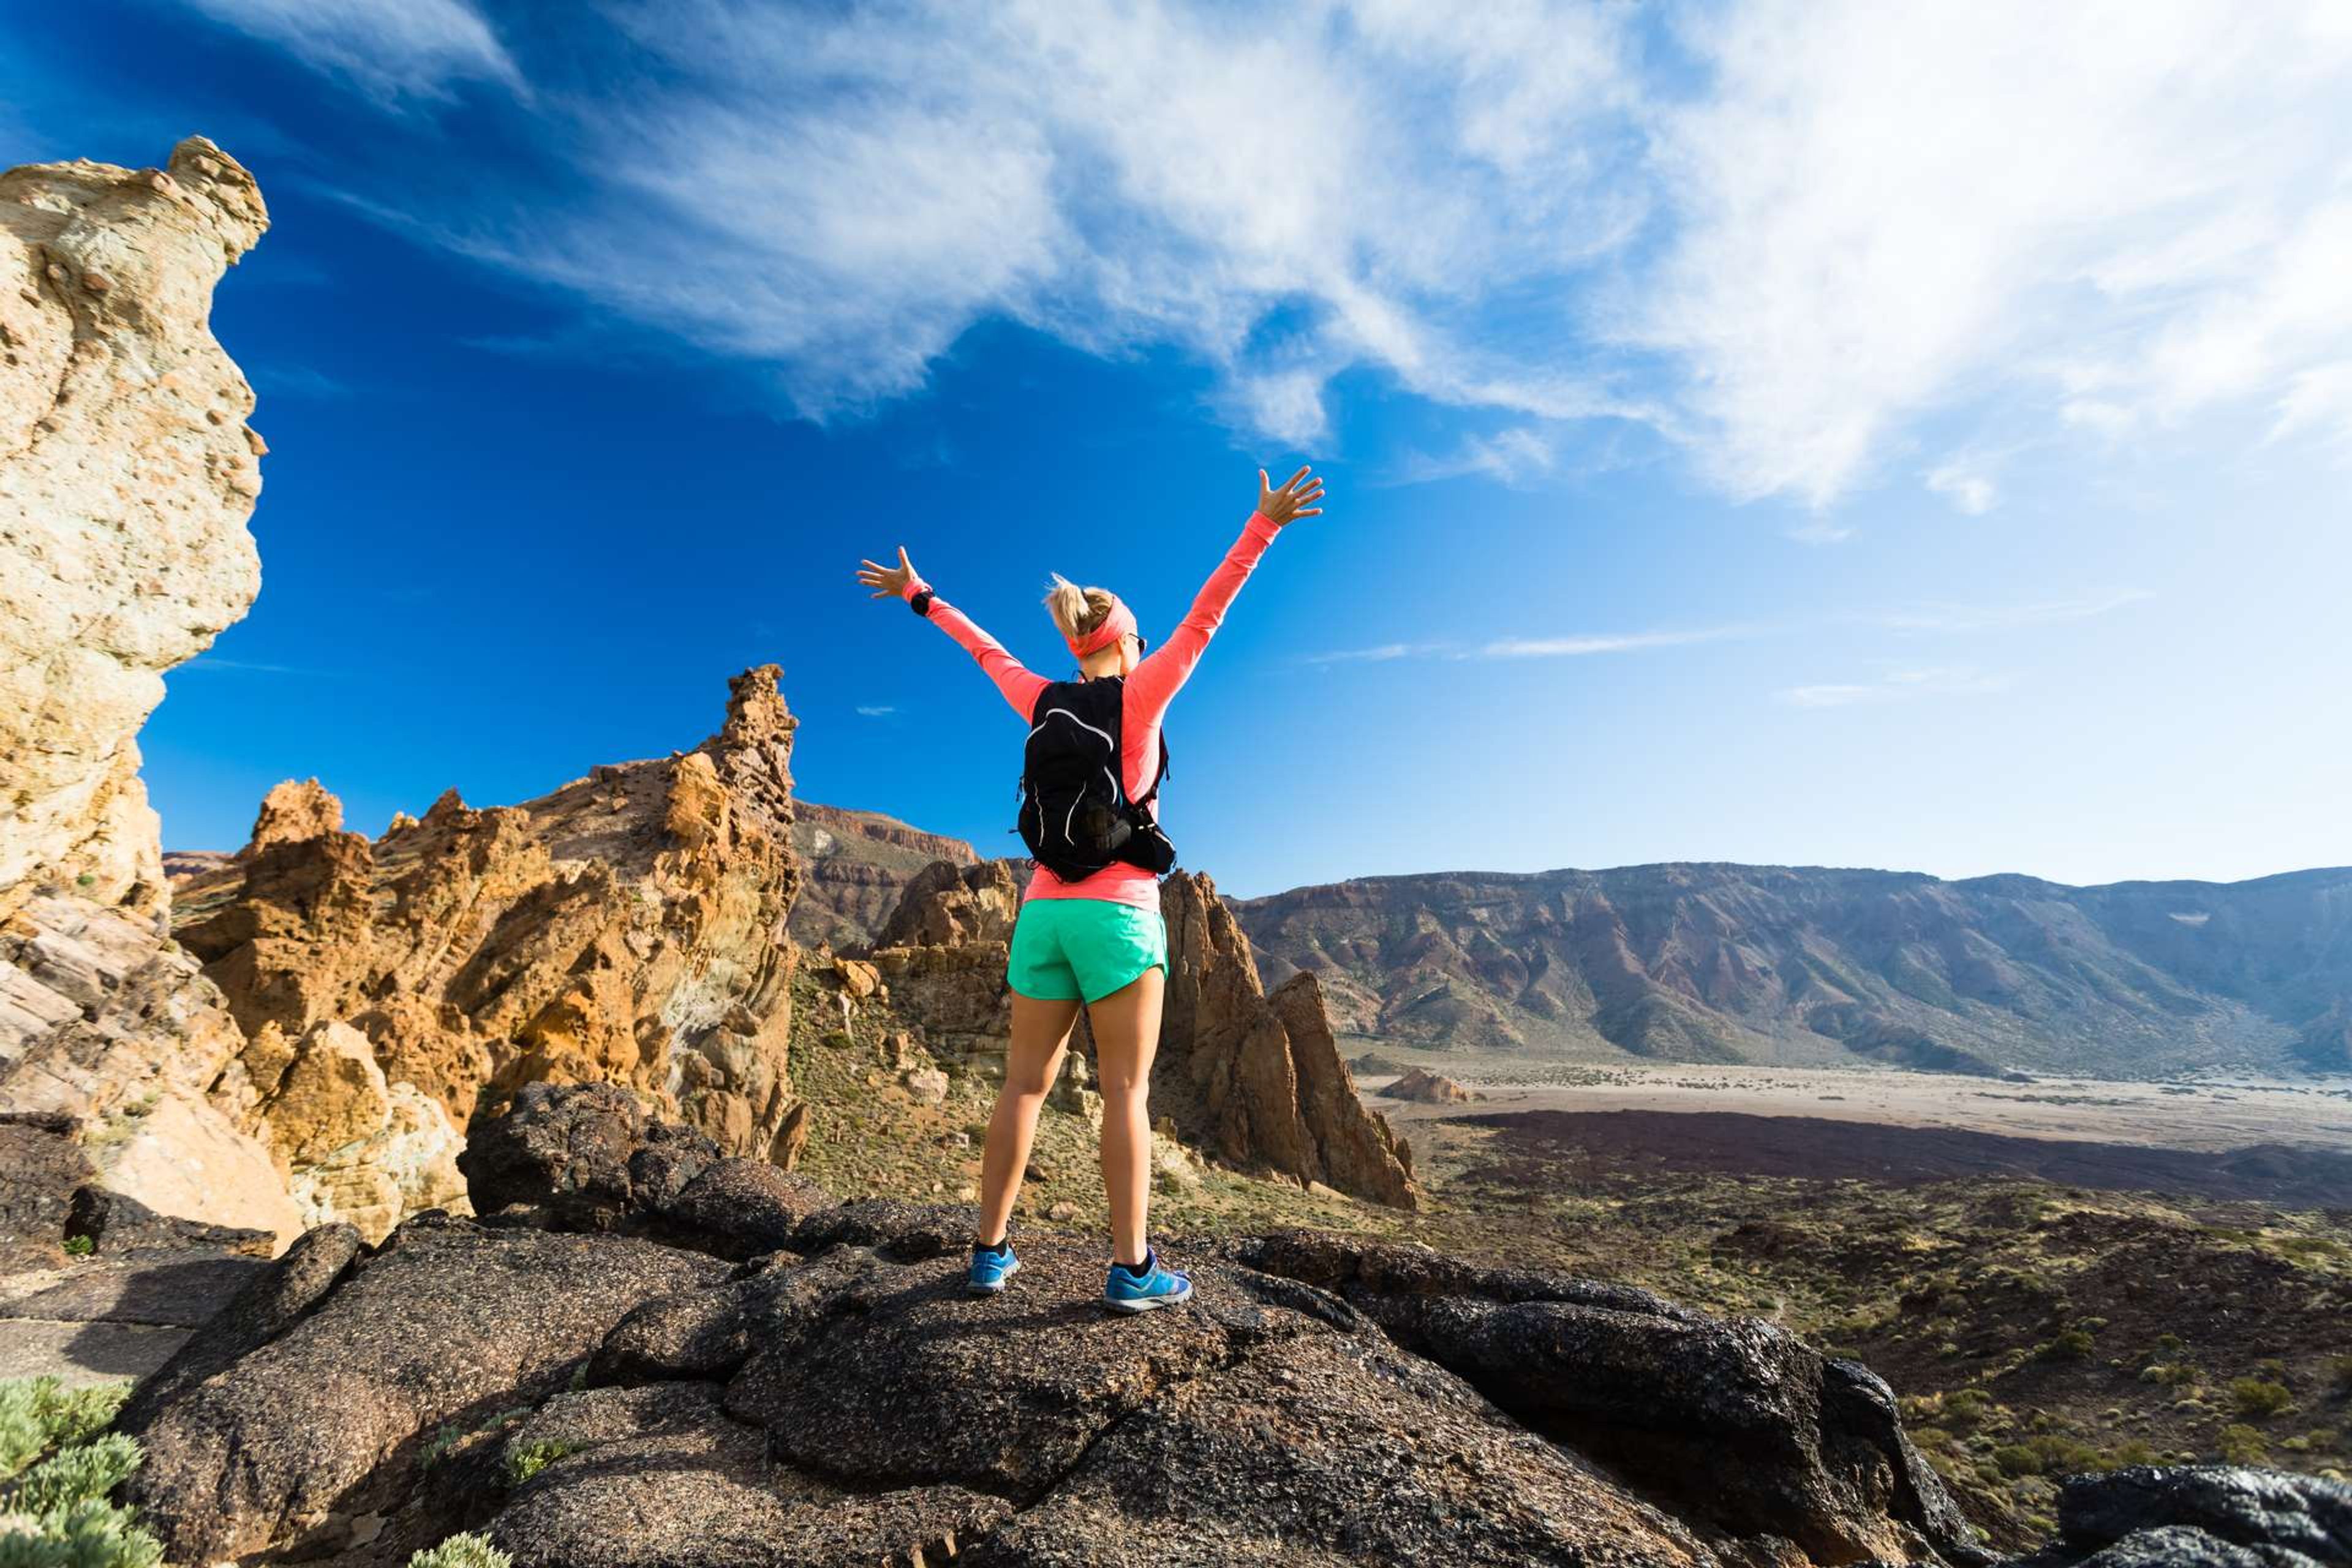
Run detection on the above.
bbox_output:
[900,510,1282,911]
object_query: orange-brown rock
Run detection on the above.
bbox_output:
[236,777,342,859]
[1156,872,1417,1209]
[170,666,807,1238]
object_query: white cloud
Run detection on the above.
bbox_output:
[1624,0,2352,503]
[1869,590,2152,633]
[1926,459,1998,516]
[1779,666,2010,708]
[182,0,519,99]
[854,704,897,717]
[255,0,2352,505]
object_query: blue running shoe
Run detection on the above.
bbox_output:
[967,1242,1019,1295]
[1102,1249,1193,1313]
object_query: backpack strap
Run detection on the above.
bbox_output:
[1133,727,1170,810]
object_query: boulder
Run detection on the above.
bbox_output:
[2034,1466,2352,1568]
[1378,1065,1473,1103]
[119,1213,725,1563]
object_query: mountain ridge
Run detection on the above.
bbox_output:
[1229,859,2352,1079]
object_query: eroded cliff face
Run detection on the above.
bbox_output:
[0,138,298,1243]
[167,667,806,1241]
[0,137,269,917]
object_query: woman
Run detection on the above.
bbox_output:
[855,465,1325,1312]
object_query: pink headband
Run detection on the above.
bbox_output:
[1068,597,1137,658]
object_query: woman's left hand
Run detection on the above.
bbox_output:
[856,546,918,600]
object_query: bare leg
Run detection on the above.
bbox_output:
[975,989,1082,1246]
[1085,963,1167,1267]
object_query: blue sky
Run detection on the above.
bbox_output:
[7,0,2349,895]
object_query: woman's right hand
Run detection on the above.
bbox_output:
[1256,465,1325,528]
[856,546,918,600]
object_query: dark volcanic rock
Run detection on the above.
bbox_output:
[491,1382,1008,1568]
[64,1183,275,1256]
[1237,1230,1981,1567]
[2026,1466,2352,1567]
[121,1213,723,1563]
[459,1080,722,1230]
[115,1221,363,1434]
[660,1156,834,1258]
[0,1110,92,1267]
[962,1327,1713,1567]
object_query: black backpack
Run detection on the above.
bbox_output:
[1012,676,1175,883]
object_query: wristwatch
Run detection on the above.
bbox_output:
[908,587,934,616]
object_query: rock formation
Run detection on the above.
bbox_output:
[159,666,806,1241]
[1378,1065,1472,1103]
[1234,862,2352,1077]
[1156,872,1419,1209]
[0,137,269,916]
[788,801,977,949]
[103,1084,2011,1568]
[0,138,299,1243]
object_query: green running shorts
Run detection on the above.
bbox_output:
[1006,898,1167,1003]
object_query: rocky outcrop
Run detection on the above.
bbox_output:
[1156,872,1418,1209]
[104,1084,2016,1568]
[857,859,1024,1069]
[788,801,977,949]
[1378,1065,1472,1103]
[0,137,297,1243]
[2015,1466,2351,1567]
[0,137,269,918]
[1233,862,2352,1077]
[154,668,807,1242]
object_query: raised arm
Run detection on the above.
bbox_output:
[856,547,1047,720]
[1126,465,1324,716]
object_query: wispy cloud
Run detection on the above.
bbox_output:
[178,655,314,675]
[1779,666,2010,708]
[186,1,2352,506]
[1868,590,2153,633]
[854,704,897,718]
[1382,427,1558,488]
[249,364,352,401]
[1310,625,1749,666]
[181,0,521,100]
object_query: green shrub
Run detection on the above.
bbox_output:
[2110,1440,2159,1467]
[2231,1378,2293,1419]
[407,1532,514,1568]
[1993,1444,2041,1477]
[2039,1328,2096,1362]
[0,1382,129,1482]
[0,1497,164,1568]
[58,1238,92,1260]
[2218,1423,2270,1464]
[10,1435,141,1517]
[0,1381,160,1568]
[499,1439,578,1488]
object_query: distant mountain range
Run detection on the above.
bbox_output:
[1230,864,2352,1079]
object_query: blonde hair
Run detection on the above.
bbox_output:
[1043,572,1118,645]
